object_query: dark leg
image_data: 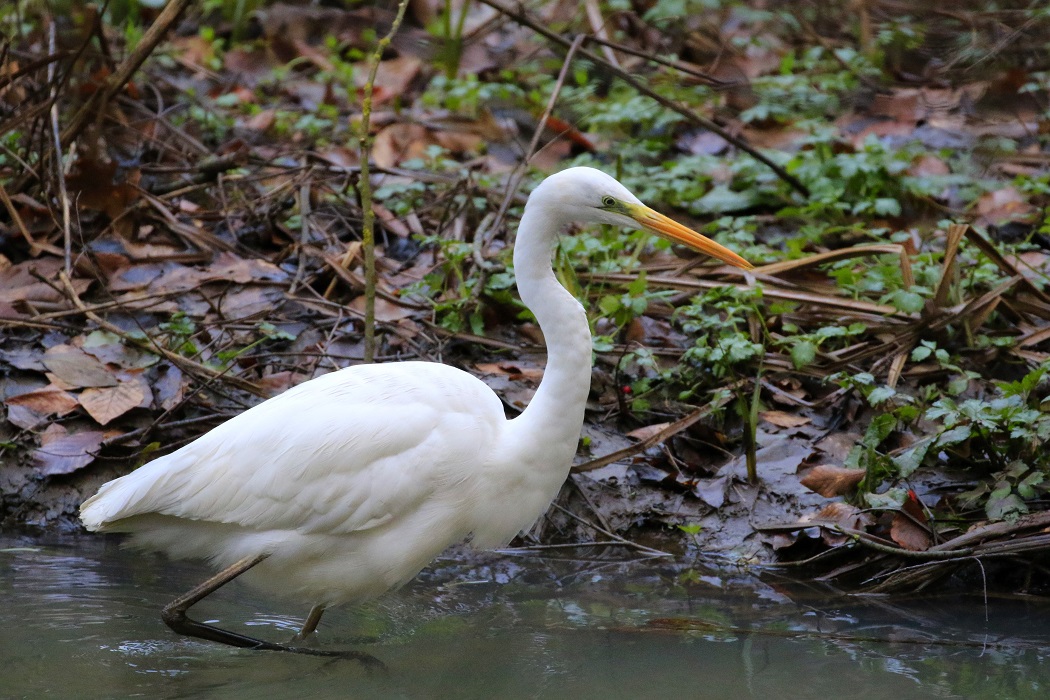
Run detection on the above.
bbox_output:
[161,555,383,667]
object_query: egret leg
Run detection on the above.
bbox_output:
[292,604,326,640]
[161,555,382,667]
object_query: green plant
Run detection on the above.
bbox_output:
[215,322,297,368]
[158,312,199,356]
[676,286,765,387]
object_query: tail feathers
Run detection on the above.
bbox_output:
[80,458,189,532]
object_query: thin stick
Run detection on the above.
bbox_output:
[583,0,619,67]
[349,0,410,363]
[550,502,673,557]
[48,19,72,275]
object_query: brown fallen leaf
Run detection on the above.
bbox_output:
[760,410,811,428]
[976,186,1038,226]
[626,422,672,442]
[800,464,866,497]
[5,383,80,416]
[32,425,105,476]
[808,502,876,547]
[153,364,185,411]
[79,381,147,425]
[348,295,417,322]
[42,345,118,389]
[890,494,932,552]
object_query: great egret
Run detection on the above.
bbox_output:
[80,166,752,659]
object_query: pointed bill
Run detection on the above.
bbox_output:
[628,204,754,270]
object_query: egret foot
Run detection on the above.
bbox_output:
[162,555,383,668]
[290,603,326,642]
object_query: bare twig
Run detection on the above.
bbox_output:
[344,0,410,363]
[48,19,72,275]
[549,502,672,557]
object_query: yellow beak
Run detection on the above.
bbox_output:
[628,204,753,270]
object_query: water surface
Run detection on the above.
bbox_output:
[3,536,1048,699]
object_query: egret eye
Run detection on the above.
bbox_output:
[601,196,616,208]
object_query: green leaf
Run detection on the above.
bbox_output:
[790,340,817,368]
[873,197,902,216]
[986,486,1027,521]
[598,295,621,316]
[935,424,972,447]
[865,487,908,509]
[868,386,896,405]
[892,439,932,478]
[887,289,924,313]
[862,413,897,448]
[911,344,933,362]
[694,185,757,214]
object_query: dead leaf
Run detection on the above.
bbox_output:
[347,295,417,323]
[908,154,950,177]
[890,494,932,551]
[5,384,80,416]
[627,422,671,441]
[759,410,811,428]
[66,155,140,220]
[244,109,277,132]
[364,56,422,104]
[806,502,876,547]
[371,123,433,169]
[153,364,185,411]
[33,425,105,476]
[800,464,866,497]
[0,258,90,305]
[79,381,147,425]
[42,346,118,388]
[6,404,46,430]
[868,89,924,122]
[976,186,1038,225]
[693,474,727,508]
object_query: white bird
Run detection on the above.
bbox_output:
[80,166,752,660]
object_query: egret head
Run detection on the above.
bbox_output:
[528,166,753,270]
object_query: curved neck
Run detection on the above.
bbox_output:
[509,204,592,450]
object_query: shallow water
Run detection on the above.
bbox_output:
[3,536,1049,700]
